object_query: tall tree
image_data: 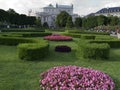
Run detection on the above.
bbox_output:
[56,11,70,27]
[74,17,82,28]
[66,16,73,29]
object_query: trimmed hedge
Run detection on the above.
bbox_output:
[67,30,109,35]
[90,40,120,48]
[77,42,110,59]
[18,43,49,61]
[0,32,52,37]
[0,37,33,45]
[0,36,49,60]
[81,35,95,39]
[61,33,81,38]
[1,28,45,32]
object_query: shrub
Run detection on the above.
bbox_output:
[62,33,81,38]
[0,37,33,45]
[55,45,71,52]
[18,42,49,61]
[0,36,49,60]
[67,30,110,35]
[78,42,110,59]
[44,34,72,41]
[40,66,115,90]
[90,40,120,48]
[81,35,95,39]
[1,28,45,32]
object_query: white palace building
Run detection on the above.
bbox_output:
[36,4,79,28]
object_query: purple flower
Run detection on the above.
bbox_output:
[40,66,115,90]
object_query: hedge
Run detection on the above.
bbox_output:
[81,35,95,40]
[0,36,49,60]
[18,43,49,61]
[0,37,33,45]
[90,40,120,48]
[0,32,52,37]
[1,28,45,32]
[67,30,109,35]
[77,40,110,59]
[61,33,81,38]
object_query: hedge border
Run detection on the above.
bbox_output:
[0,36,49,60]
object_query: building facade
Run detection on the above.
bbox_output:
[95,7,120,17]
[36,4,78,28]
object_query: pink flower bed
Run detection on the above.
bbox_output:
[40,66,115,90]
[44,34,72,41]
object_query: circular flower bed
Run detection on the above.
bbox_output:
[55,45,71,52]
[40,66,115,90]
[44,34,72,41]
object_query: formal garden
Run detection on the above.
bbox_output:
[0,29,120,90]
[1,8,120,90]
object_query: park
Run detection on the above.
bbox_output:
[0,7,120,90]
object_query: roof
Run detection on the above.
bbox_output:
[96,7,120,14]
[43,4,55,9]
[57,4,73,9]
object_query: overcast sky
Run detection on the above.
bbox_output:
[0,0,120,16]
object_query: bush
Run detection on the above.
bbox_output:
[0,32,52,37]
[78,42,110,59]
[18,42,49,61]
[1,28,45,32]
[0,36,49,60]
[44,34,72,41]
[40,66,115,90]
[55,45,71,52]
[90,40,120,48]
[0,37,33,45]
[21,32,52,37]
[62,33,81,38]
[81,35,95,39]
[67,30,109,35]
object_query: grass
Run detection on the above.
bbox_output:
[0,38,120,90]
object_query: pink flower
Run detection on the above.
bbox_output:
[40,66,115,90]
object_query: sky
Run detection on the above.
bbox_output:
[0,0,120,16]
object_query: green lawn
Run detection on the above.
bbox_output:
[0,39,120,90]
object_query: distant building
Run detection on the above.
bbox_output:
[36,4,79,28]
[95,7,120,17]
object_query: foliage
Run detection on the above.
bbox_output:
[90,40,120,48]
[35,18,42,28]
[40,66,115,90]
[0,37,33,45]
[55,45,71,52]
[43,22,49,29]
[81,35,96,39]
[65,16,74,29]
[18,43,49,61]
[74,17,82,28]
[78,42,110,59]
[0,8,36,26]
[62,33,81,38]
[56,11,70,27]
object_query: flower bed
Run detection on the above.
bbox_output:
[40,66,115,90]
[55,45,71,52]
[44,34,72,41]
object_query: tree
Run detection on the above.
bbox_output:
[56,11,70,28]
[110,16,119,26]
[43,22,49,29]
[35,18,42,28]
[74,17,82,28]
[66,16,73,29]
[97,15,108,26]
